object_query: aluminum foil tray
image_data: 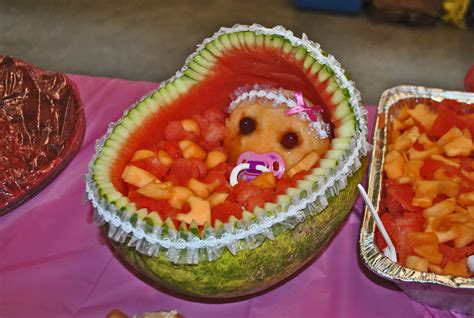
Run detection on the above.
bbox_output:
[359,85,474,315]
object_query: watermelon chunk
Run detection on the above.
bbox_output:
[168,158,207,185]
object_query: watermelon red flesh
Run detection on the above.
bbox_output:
[111,48,337,194]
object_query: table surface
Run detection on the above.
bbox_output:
[0,74,467,318]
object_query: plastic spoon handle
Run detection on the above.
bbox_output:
[357,184,398,263]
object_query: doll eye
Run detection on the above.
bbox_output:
[281,132,299,149]
[239,117,256,135]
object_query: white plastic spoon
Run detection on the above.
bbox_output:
[468,255,474,274]
[358,184,398,263]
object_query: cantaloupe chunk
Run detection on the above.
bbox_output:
[251,172,276,189]
[453,224,474,248]
[187,178,219,198]
[442,259,470,277]
[391,126,419,152]
[177,195,211,225]
[131,149,155,161]
[158,150,174,166]
[384,150,405,181]
[206,150,227,169]
[418,133,435,149]
[423,198,457,218]
[287,151,319,178]
[137,182,172,200]
[408,147,440,161]
[407,232,443,265]
[404,159,423,182]
[407,231,438,245]
[438,127,464,146]
[443,135,472,157]
[412,180,438,208]
[428,264,443,274]
[435,228,459,244]
[436,180,459,197]
[458,192,474,207]
[398,106,410,121]
[461,169,474,182]
[413,245,443,265]
[403,117,415,129]
[168,186,193,209]
[121,165,156,187]
[181,119,200,135]
[178,140,207,160]
[208,192,229,207]
[405,255,429,272]
[430,154,460,168]
[407,103,437,130]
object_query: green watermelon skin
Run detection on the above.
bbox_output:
[107,157,367,298]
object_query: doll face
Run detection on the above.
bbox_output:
[223,100,330,169]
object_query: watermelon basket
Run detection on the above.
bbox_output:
[85,24,370,298]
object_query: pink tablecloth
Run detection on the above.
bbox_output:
[0,75,465,318]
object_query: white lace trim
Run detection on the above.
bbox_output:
[85,24,370,264]
[227,88,330,139]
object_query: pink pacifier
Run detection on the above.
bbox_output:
[229,151,286,186]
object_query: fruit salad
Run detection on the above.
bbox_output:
[377,99,474,277]
[120,88,331,229]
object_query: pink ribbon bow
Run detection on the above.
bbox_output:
[285,91,323,121]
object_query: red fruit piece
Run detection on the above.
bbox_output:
[214,183,232,194]
[168,158,207,185]
[412,141,423,151]
[419,154,474,192]
[383,191,403,215]
[459,157,473,172]
[376,213,395,250]
[275,177,292,195]
[158,141,181,159]
[204,108,226,123]
[203,171,228,188]
[420,159,464,180]
[429,101,466,138]
[164,121,196,142]
[144,156,169,179]
[232,181,265,206]
[196,138,213,152]
[202,122,227,146]
[211,201,243,224]
[384,180,420,212]
[129,160,147,171]
[246,196,267,211]
[192,114,209,131]
[391,213,424,266]
[210,162,233,178]
[202,162,233,190]
[128,189,178,221]
[262,188,276,203]
[439,243,474,265]
[184,158,207,179]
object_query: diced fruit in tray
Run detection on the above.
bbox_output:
[378,99,474,277]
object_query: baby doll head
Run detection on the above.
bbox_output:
[224,87,331,170]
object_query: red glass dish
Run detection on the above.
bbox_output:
[0,55,86,215]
